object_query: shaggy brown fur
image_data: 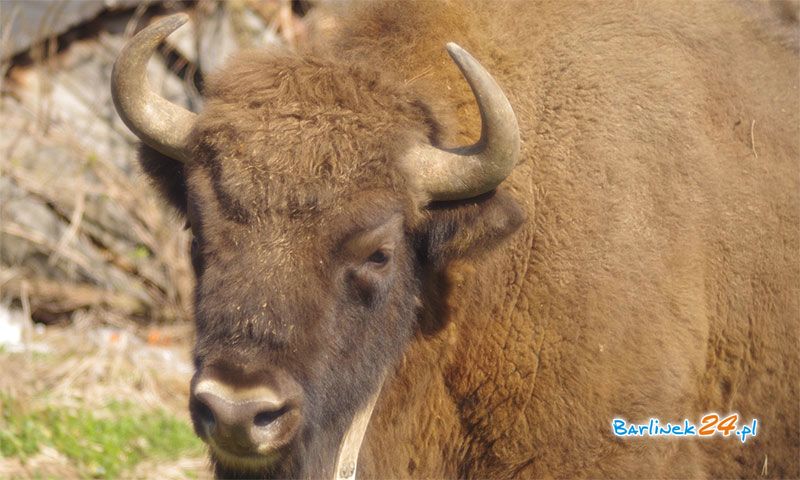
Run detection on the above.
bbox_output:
[140,0,799,478]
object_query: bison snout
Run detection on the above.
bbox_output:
[190,368,303,461]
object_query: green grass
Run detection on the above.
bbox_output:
[0,394,204,478]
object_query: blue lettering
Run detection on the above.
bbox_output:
[738,419,758,443]
[613,419,628,436]
[684,420,696,436]
[737,425,751,443]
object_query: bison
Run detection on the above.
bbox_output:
[111,1,799,478]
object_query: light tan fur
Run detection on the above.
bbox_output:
[305,1,800,478]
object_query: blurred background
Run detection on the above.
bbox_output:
[0,1,329,477]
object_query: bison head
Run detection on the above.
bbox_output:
[112,14,522,479]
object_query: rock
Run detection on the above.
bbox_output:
[0,0,145,61]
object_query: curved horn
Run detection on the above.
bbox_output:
[111,14,196,163]
[407,43,520,201]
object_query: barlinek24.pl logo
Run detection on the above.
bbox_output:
[613,413,757,443]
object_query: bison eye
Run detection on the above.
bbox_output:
[367,249,389,266]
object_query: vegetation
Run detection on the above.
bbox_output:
[0,394,204,478]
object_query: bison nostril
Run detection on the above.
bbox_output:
[253,405,289,427]
[192,370,304,456]
[196,399,216,429]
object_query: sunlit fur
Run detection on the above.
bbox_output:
[140,0,799,478]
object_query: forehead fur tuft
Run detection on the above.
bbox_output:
[188,50,431,221]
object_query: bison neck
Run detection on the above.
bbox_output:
[358,256,540,479]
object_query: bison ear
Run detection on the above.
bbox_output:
[138,143,188,217]
[414,188,524,269]
[412,189,524,334]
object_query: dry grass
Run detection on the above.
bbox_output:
[0,312,210,478]
[0,311,194,413]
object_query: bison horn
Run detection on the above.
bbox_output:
[407,43,520,201]
[111,14,196,163]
